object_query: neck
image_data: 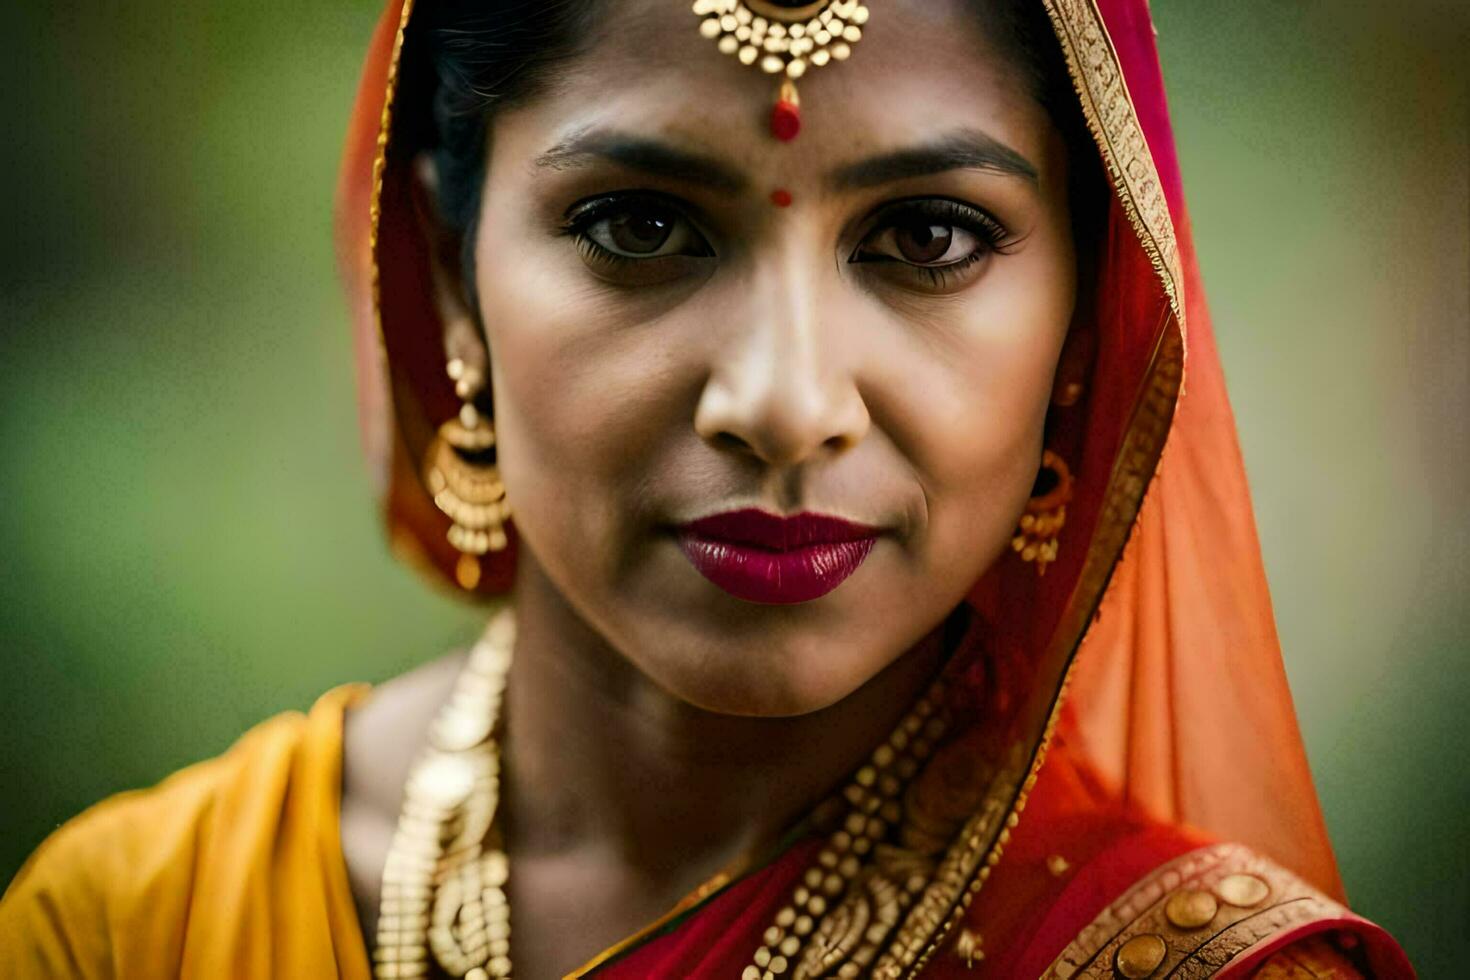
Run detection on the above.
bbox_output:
[503,557,946,886]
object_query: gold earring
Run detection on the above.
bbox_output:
[1012,449,1073,576]
[424,357,510,591]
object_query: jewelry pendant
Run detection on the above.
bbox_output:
[772,78,802,142]
[692,0,871,142]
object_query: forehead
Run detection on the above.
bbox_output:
[504,0,1053,174]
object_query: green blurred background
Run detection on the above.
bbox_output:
[2,2,1465,973]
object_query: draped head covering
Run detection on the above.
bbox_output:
[335,0,1342,912]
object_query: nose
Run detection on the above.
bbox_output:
[693,269,871,468]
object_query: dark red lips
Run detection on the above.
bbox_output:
[675,508,880,604]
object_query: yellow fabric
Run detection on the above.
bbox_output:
[0,684,374,978]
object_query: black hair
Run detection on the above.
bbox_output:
[396,0,1103,295]
[396,1,601,248]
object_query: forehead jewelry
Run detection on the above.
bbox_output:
[692,0,871,142]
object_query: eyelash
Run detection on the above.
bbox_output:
[573,233,635,273]
[560,192,703,273]
[559,193,1015,285]
[850,197,1016,287]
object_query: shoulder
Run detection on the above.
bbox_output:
[926,743,1414,979]
[342,648,465,821]
[338,649,466,935]
[0,684,368,976]
[1033,840,1413,979]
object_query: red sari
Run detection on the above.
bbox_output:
[334,1,1416,976]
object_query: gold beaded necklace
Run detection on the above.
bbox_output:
[741,684,948,979]
[373,608,515,980]
[371,608,996,980]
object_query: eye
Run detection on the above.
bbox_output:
[864,221,977,266]
[566,194,714,260]
[850,199,1012,272]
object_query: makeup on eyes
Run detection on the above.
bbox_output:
[562,192,715,259]
[558,189,1017,291]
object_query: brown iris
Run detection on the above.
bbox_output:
[893,222,954,264]
[606,208,675,254]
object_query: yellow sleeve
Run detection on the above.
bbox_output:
[0,760,212,977]
[0,827,108,977]
[0,685,372,980]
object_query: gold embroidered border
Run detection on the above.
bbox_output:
[894,1,1189,973]
[367,0,415,373]
[1042,843,1348,980]
[1043,0,1186,322]
[870,745,1030,978]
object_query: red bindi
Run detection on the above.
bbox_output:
[770,188,794,208]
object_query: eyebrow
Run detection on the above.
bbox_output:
[535,130,748,193]
[533,126,1038,194]
[827,129,1039,189]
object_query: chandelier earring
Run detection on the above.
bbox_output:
[424,357,510,591]
[1012,449,1073,576]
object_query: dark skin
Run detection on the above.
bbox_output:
[341,1,1077,976]
[342,591,946,976]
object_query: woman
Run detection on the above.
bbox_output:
[0,0,1416,977]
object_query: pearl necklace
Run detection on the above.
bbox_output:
[373,607,515,980]
[371,608,950,980]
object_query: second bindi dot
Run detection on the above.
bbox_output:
[770,188,794,208]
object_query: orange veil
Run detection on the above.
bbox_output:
[337,0,1341,920]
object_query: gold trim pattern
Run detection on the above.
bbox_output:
[1042,844,1349,980]
[1248,935,1364,980]
[870,743,1029,978]
[1042,0,1186,324]
[894,0,1191,971]
[367,0,415,373]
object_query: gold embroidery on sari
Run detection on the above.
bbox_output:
[1249,935,1364,980]
[1041,843,1348,979]
[367,0,416,388]
[870,743,1029,978]
[895,0,1191,970]
[1042,0,1186,320]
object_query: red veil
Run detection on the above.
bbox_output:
[337,1,1411,976]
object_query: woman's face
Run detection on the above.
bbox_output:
[466,0,1077,716]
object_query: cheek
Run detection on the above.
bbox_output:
[877,231,1076,569]
[470,199,691,574]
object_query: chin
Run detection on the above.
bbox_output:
[644,630,890,719]
[671,676,854,719]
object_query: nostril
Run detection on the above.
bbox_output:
[713,431,752,453]
[823,433,853,453]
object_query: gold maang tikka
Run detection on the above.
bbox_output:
[424,358,510,591]
[692,0,871,142]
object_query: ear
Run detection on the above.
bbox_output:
[1051,322,1095,408]
[409,152,489,391]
